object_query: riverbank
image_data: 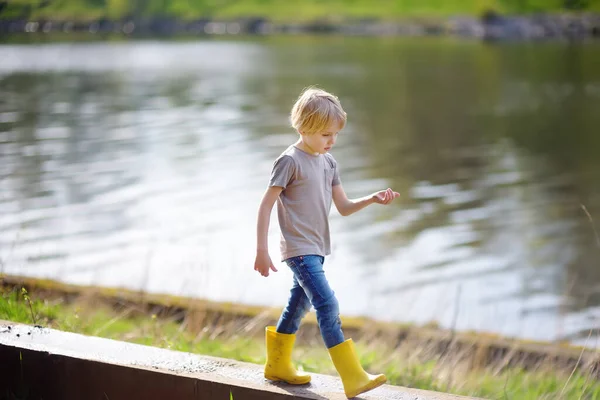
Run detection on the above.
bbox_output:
[2,12,600,41]
[1,274,599,399]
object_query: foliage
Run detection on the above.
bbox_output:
[1,0,600,21]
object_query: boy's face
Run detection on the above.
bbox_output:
[301,121,342,155]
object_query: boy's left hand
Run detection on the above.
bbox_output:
[373,188,400,205]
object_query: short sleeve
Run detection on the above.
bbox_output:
[326,154,341,186]
[332,164,341,186]
[269,155,296,189]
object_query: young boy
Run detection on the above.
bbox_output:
[254,87,400,398]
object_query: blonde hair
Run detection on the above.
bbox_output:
[290,87,347,134]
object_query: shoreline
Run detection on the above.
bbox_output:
[2,13,600,41]
[3,274,599,398]
[1,273,597,377]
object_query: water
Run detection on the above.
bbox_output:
[1,37,599,346]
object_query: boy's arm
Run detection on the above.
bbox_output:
[332,184,399,217]
[254,186,283,277]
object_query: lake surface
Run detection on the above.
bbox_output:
[1,37,599,346]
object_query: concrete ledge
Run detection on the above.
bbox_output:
[0,322,479,400]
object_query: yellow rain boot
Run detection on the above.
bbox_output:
[264,326,311,384]
[328,339,387,398]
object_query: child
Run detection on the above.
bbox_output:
[254,87,400,398]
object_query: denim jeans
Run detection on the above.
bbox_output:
[276,255,345,348]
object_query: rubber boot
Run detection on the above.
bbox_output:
[264,326,311,384]
[328,339,387,398]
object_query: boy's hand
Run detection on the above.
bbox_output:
[372,188,400,205]
[254,250,278,277]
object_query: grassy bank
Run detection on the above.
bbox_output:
[1,283,599,399]
[3,0,600,22]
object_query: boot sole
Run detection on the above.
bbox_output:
[346,375,387,398]
[264,374,311,385]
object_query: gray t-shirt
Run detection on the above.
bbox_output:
[269,145,341,261]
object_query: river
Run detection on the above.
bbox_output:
[1,36,599,346]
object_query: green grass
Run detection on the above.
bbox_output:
[0,288,59,326]
[1,286,599,400]
[3,0,600,22]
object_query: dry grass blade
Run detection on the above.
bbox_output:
[577,330,599,400]
[92,306,134,336]
[560,328,593,398]
[241,310,271,335]
[581,204,600,248]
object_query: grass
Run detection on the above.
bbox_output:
[0,289,58,327]
[4,0,600,22]
[2,284,599,399]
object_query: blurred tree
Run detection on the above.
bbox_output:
[2,0,600,21]
[87,0,105,7]
[106,0,129,19]
[0,0,49,18]
[564,0,590,9]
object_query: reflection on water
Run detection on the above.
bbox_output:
[1,38,599,345]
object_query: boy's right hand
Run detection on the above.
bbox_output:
[254,250,278,277]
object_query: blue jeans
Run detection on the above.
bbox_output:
[276,255,345,348]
